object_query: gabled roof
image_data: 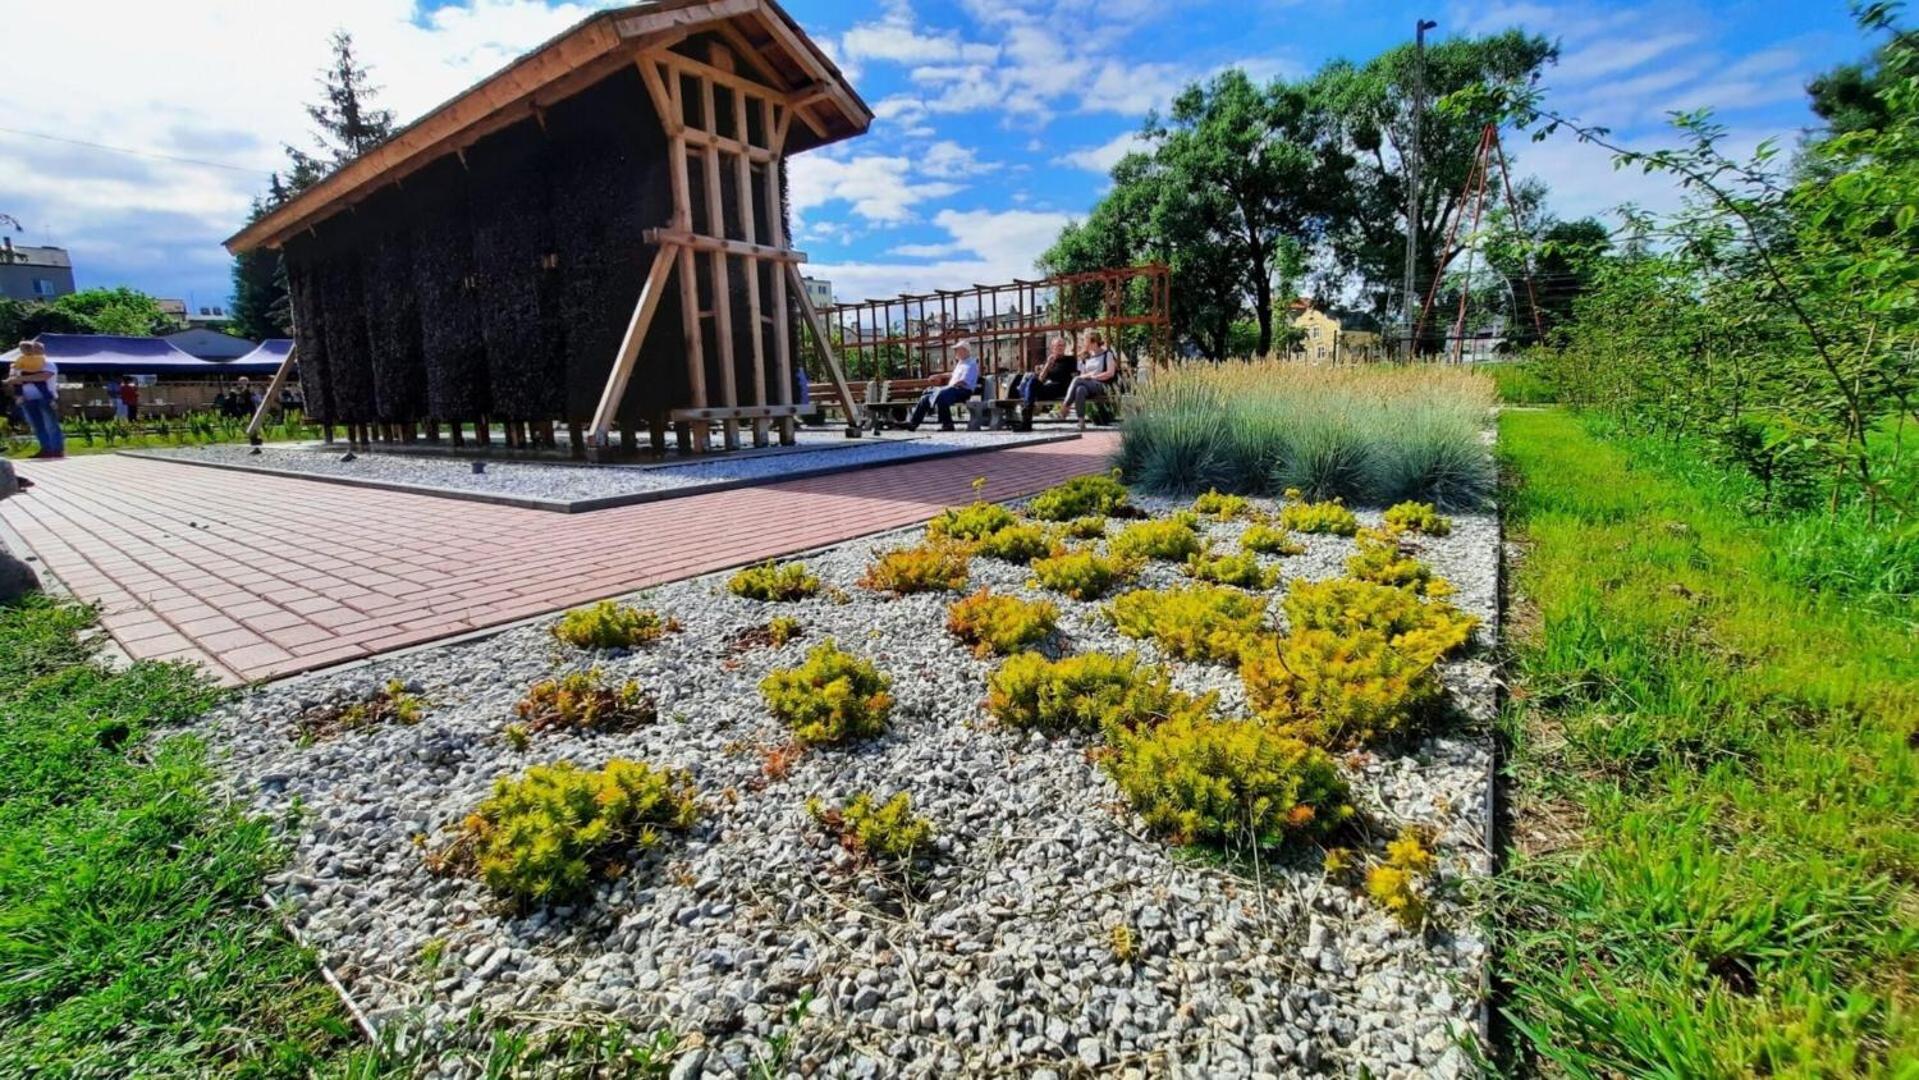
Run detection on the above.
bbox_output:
[226,0,871,256]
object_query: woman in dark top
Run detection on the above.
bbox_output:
[1019,336,1077,427]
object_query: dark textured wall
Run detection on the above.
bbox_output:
[468,119,566,421]
[281,244,333,424]
[408,156,491,421]
[312,220,377,424]
[358,187,428,422]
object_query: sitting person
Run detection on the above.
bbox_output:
[1017,336,1078,427]
[904,340,980,432]
[1062,332,1119,421]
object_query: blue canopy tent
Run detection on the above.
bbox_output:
[0,334,286,378]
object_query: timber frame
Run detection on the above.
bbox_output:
[226,0,871,457]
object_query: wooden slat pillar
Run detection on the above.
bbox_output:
[698,69,741,451]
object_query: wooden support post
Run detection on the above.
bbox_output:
[700,72,740,451]
[789,262,862,433]
[764,95,795,445]
[245,344,298,442]
[586,243,676,448]
[475,417,491,447]
[450,424,464,449]
[733,76,769,448]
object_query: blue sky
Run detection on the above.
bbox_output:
[0,0,1875,315]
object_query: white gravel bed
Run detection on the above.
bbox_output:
[197,494,1498,1078]
[138,429,1069,508]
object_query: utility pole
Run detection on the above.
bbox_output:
[1401,18,1437,360]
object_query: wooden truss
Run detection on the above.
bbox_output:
[587,39,862,455]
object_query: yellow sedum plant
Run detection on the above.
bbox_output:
[1278,497,1360,536]
[1365,825,1440,929]
[1240,629,1446,748]
[859,540,973,595]
[514,669,656,734]
[1105,715,1353,848]
[1346,527,1452,596]
[974,522,1052,563]
[946,589,1059,657]
[928,501,1020,542]
[1057,515,1109,540]
[551,601,676,649]
[808,790,936,864]
[1027,473,1130,521]
[727,561,820,602]
[1184,550,1281,590]
[985,651,1213,736]
[1382,500,1453,536]
[432,759,698,905]
[1283,577,1477,663]
[1108,516,1205,562]
[1029,548,1138,600]
[1192,488,1252,520]
[1240,522,1307,556]
[1107,583,1268,665]
[760,639,894,745]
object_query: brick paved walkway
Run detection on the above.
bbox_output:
[1,434,1116,685]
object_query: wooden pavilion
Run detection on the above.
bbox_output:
[226,0,872,457]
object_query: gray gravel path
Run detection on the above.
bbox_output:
[195,493,1498,1078]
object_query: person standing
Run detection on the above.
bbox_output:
[110,377,130,421]
[903,340,980,432]
[6,341,66,459]
[119,376,140,423]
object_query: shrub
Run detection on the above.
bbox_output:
[760,640,894,745]
[1028,473,1130,521]
[1104,715,1353,848]
[808,791,936,864]
[1108,517,1205,562]
[1240,522,1306,556]
[294,678,424,741]
[1184,550,1280,590]
[985,651,1214,736]
[928,501,1019,542]
[727,561,820,602]
[1365,826,1439,929]
[431,760,698,905]
[1193,489,1252,520]
[1346,528,1451,597]
[946,589,1059,657]
[1277,498,1359,536]
[1058,516,1109,540]
[1283,577,1477,662]
[514,669,656,734]
[1382,501,1453,536]
[1240,629,1446,748]
[974,522,1052,562]
[859,540,972,595]
[1029,548,1138,600]
[552,601,675,649]
[1107,584,1268,665]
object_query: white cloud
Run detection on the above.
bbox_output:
[815,206,1073,301]
[1059,130,1150,173]
[920,140,999,176]
[787,152,965,226]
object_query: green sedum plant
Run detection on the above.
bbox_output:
[431,759,698,905]
[1184,550,1280,590]
[1028,548,1138,600]
[807,790,936,864]
[1105,715,1353,848]
[760,640,894,745]
[984,651,1214,736]
[1240,629,1446,748]
[1283,577,1477,663]
[859,540,972,595]
[1277,496,1359,536]
[945,589,1059,657]
[1028,473,1130,521]
[1058,515,1109,540]
[1192,489,1252,519]
[1383,501,1453,536]
[727,561,821,602]
[552,601,676,649]
[1108,516,1206,562]
[1240,522,1307,556]
[928,501,1020,541]
[1107,584,1268,665]
[974,522,1052,562]
[514,669,656,734]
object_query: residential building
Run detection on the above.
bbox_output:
[155,298,190,328]
[1289,300,1383,363]
[800,275,834,311]
[0,240,75,302]
[186,304,232,328]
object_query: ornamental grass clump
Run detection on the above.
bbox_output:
[1029,548,1138,600]
[1240,629,1446,748]
[1240,521,1306,556]
[430,759,698,906]
[1193,489,1252,520]
[1107,584,1268,665]
[1382,501,1453,536]
[946,589,1059,657]
[513,669,656,734]
[1104,714,1353,849]
[1184,550,1280,590]
[1283,577,1477,662]
[1277,496,1360,536]
[1027,473,1130,521]
[727,561,820,602]
[984,651,1213,736]
[551,601,676,649]
[928,501,1020,541]
[1108,516,1205,562]
[859,540,972,595]
[1346,528,1451,597]
[760,640,894,745]
[808,790,936,865]
[974,522,1052,562]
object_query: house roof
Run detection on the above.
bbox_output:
[0,244,70,269]
[0,334,285,376]
[226,0,871,256]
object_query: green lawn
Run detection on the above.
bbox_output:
[1494,409,1917,1077]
